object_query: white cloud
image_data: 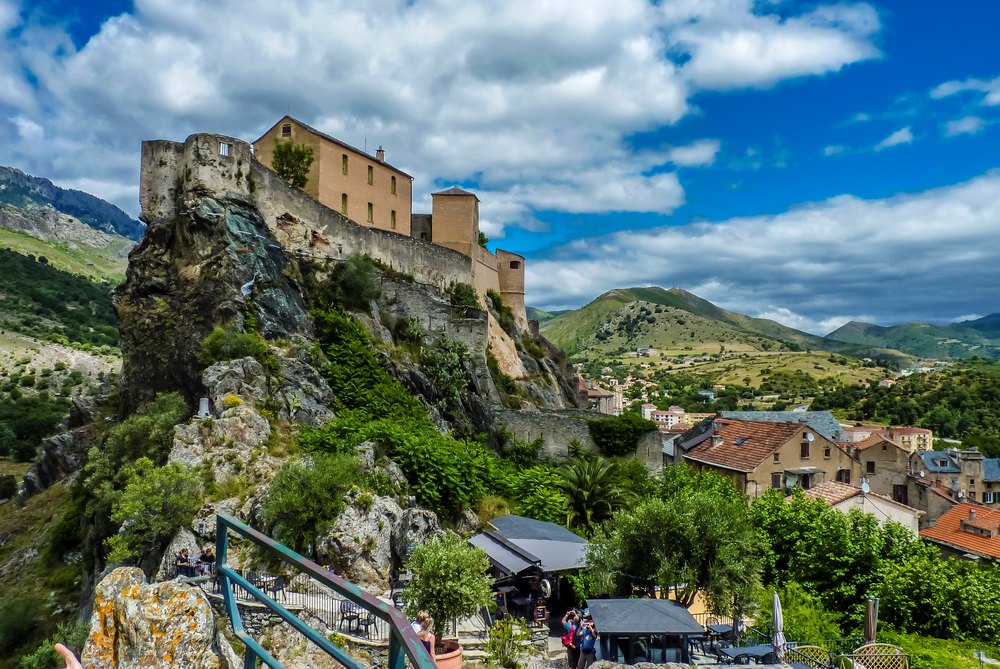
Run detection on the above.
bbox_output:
[945,115,985,137]
[823,145,845,156]
[667,139,721,167]
[874,126,913,151]
[931,75,1000,106]
[752,307,868,337]
[527,172,1000,332]
[0,0,880,227]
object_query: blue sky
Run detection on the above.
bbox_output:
[1,0,999,333]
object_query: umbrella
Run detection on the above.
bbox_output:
[864,597,879,645]
[772,591,787,660]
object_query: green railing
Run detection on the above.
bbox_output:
[215,514,436,669]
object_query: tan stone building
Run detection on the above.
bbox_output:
[679,418,857,499]
[854,434,911,505]
[254,116,413,236]
[844,425,933,452]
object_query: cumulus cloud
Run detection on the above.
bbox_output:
[945,115,986,137]
[0,0,880,224]
[931,74,1000,106]
[823,145,846,156]
[874,126,913,151]
[526,172,1000,333]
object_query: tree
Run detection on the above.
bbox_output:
[105,458,203,563]
[558,454,628,536]
[272,140,314,188]
[403,535,494,640]
[587,413,658,457]
[478,231,490,249]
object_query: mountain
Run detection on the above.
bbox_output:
[826,315,1000,360]
[0,165,144,241]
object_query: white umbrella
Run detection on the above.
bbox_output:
[772,591,787,660]
[864,597,879,645]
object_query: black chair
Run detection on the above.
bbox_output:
[356,613,378,638]
[733,653,751,665]
[265,575,287,603]
[760,651,780,664]
[339,601,360,633]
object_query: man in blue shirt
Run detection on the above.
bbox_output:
[562,610,582,668]
[577,615,599,669]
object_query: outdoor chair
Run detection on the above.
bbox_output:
[732,653,751,665]
[785,644,835,669]
[265,575,287,603]
[356,613,378,638]
[760,651,780,664]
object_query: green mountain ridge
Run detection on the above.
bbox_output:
[828,315,1000,360]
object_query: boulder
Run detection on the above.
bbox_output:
[271,357,334,426]
[154,527,203,581]
[203,357,269,410]
[170,405,274,481]
[393,507,443,564]
[83,567,235,669]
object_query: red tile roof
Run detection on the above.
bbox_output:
[855,434,906,452]
[684,419,808,473]
[921,504,1000,559]
[804,481,860,506]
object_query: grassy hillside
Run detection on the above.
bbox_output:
[0,227,129,283]
[827,317,1000,360]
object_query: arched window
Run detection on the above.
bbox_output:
[509,260,521,269]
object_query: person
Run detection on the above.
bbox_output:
[562,609,582,669]
[176,548,194,577]
[417,617,436,660]
[198,547,216,575]
[55,644,82,669]
[577,616,599,669]
[411,609,429,634]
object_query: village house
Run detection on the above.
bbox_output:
[854,434,912,505]
[718,410,848,443]
[844,425,933,451]
[678,418,856,498]
[804,481,923,534]
[921,504,1000,562]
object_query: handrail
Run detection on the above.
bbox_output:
[215,513,436,669]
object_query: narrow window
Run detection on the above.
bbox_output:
[281,123,291,137]
[368,165,374,185]
[391,175,397,194]
[800,442,810,459]
[342,154,348,175]
[824,446,831,459]
[390,210,397,229]
[771,473,782,489]
[341,194,348,215]
[970,478,976,487]
[509,260,521,269]
[866,461,876,474]
[367,202,373,223]
[772,453,780,464]
[219,142,231,157]
[893,484,908,505]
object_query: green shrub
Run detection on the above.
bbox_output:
[450,282,480,312]
[0,597,43,654]
[485,618,533,669]
[262,453,363,553]
[501,437,544,469]
[331,254,381,309]
[420,340,470,415]
[486,289,516,333]
[587,412,658,457]
[403,535,494,633]
[393,317,424,344]
[272,140,314,189]
[106,458,203,562]
[0,474,16,499]
[197,326,278,374]
[487,350,518,396]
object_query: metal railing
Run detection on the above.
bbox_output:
[215,514,435,669]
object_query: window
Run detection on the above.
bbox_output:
[803,432,809,440]
[342,154,349,175]
[800,442,810,459]
[219,142,231,157]
[985,492,995,504]
[367,202,373,223]
[420,232,428,240]
[391,175,397,194]
[970,478,976,487]
[836,469,852,485]
[368,165,374,185]
[510,260,521,269]
[882,444,888,451]
[390,210,397,229]
[773,453,780,464]
[341,194,348,215]
[988,482,994,490]
[866,461,876,474]
[824,447,831,459]
[281,123,291,137]
[771,473,783,489]
[893,484,908,505]
[969,491,977,501]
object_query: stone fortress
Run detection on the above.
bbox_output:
[251,116,527,326]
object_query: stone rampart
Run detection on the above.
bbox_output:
[494,409,601,459]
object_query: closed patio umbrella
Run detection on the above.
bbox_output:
[864,597,879,645]
[772,591,787,660]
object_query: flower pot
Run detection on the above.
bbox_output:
[435,639,463,669]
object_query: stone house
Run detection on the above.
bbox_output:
[679,418,856,499]
[844,425,933,452]
[854,434,911,505]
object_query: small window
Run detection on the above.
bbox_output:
[985,492,995,504]
[773,453,780,464]
[836,469,852,485]
[281,123,291,137]
[988,482,994,490]
[824,447,831,459]
[800,442,810,459]
[368,165,374,185]
[342,154,349,175]
[771,473,783,489]
[510,260,521,269]
[391,175,397,194]
[969,491,977,501]
[882,444,887,451]
[219,142,231,157]
[341,194,348,214]
[970,478,976,487]
[367,202,373,223]
[390,210,397,229]
[803,432,809,440]
[866,461,876,474]
[893,484,908,505]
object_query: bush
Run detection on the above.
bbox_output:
[587,413,658,457]
[198,326,277,374]
[420,340,470,415]
[0,597,43,654]
[486,289,516,333]
[487,350,518,397]
[222,393,244,409]
[332,254,381,309]
[450,282,480,312]
[486,618,533,669]
[393,317,424,345]
[403,535,494,633]
[106,458,203,562]
[272,140,314,188]
[0,474,16,500]
[261,453,363,553]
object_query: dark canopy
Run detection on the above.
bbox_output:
[587,598,703,636]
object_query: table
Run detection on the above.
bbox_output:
[706,623,733,649]
[718,644,775,664]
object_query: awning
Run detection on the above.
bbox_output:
[587,598,703,635]
[784,466,819,474]
[468,532,540,577]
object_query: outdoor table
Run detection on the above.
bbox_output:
[706,623,733,648]
[718,644,775,664]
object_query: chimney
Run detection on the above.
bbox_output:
[971,509,977,521]
[711,435,724,448]
[375,146,385,162]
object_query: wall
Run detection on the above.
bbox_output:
[493,409,600,459]
[858,441,909,499]
[743,430,855,499]
[834,496,921,534]
[472,244,501,297]
[430,191,478,258]
[496,248,527,327]
[410,213,432,241]
[138,140,185,222]
[254,117,412,236]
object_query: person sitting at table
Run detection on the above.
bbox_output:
[417,617,436,660]
[176,548,194,577]
[197,547,216,575]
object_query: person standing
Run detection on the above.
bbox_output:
[577,616,599,669]
[561,610,581,669]
[417,617,436,661]
[411,610,429,634]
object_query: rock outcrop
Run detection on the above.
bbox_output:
[171,404,275,481]
[19,429,88,499]
[83,567,238,669]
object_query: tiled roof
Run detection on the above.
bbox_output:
[433,186,478,198]
[914,451,960,474]
[856,434,906,452]
[718,410,846,442]
[804,481,860,506]
[921,504,1000,559]
[684,419,807,473]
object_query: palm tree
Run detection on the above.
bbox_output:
[558,454,629,536]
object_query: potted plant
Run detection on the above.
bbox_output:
[403,535,494,669]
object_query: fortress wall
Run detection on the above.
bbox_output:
[472,246,501,298]
[495,249,527,327]
[379,278,488,356]
[493,409,601,459]
[138,140,186,223]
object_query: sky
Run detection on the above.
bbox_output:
[1,0,998,335]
